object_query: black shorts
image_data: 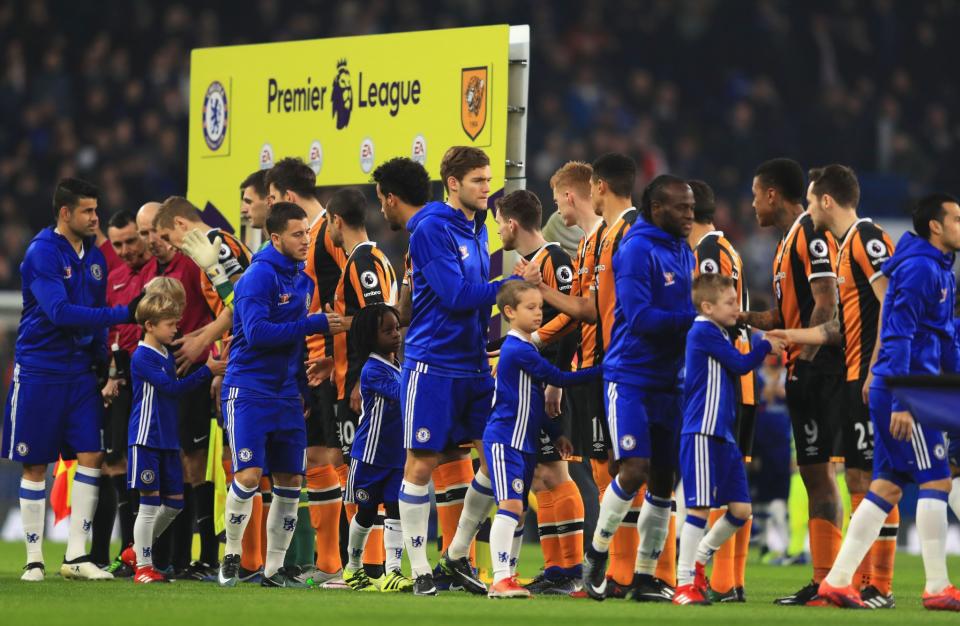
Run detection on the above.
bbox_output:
[735,404,757,459]
[842,379,874,471]
[567,378,607,460]
[179,365,213,453]
[537,389,576,462]
[785,371,845,466]
[336,398,360,460]
[105,383,132,464]
[306,380,340,448]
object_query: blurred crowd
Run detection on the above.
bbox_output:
[2,0,959,297]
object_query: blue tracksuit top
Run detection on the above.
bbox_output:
[224,244,329,398]
[15,227,128,379]
[603,217,697,389]
[872,231,960,411]
[404,201,518,375]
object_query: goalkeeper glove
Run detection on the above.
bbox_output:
[180,228,229,287]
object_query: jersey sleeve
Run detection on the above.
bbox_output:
[694,236,723,277]
[132,351,212,396]
[801,222,837,281]
[544,246,574,296]
[515,342,599,387]
[361,363,401,402]
[234,270,329,346]
[698,324,771,376]
[616,243,696,336]
[853,224,894,283]
[882,261,934,409]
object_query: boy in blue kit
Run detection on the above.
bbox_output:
[342,304,413,593]
[123,291,224,583]
[484,281,599,598]
[674,274,783,605]
[218,202,343,588]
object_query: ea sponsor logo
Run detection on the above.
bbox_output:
[360,270,378,289]
[415,428,431,443]
[699,258,718,274]
[308,140,323,175]
[360,137,375,173]
[15,442,29,456]
[238,448,253,462]
[512,478,524,494]
[866,239,887,259]
[620,435,636,451]
[202,81,228,151]
[355,489,370,503]
[411,134,427,165]
[556,265,573,283]
[809,239,829,258]
[259,143,275,170]
[140,470,156,485]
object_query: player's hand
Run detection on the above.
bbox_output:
[763,333,787,355]
[211,375,223,422]
[323,303,346,335]
[736,311,750,325]
[545,385,563,418]
[555,436,574,460]
[174,333,211,374]
[350,381,362,414]
[303,394,312,420]
[521,259,542,286]
[890,410,915,441]
[101,378,121,404]
[306,356,334,387]
[180,228,222,272]
[205,354,227,378]
[126,291,146,323]
[862,372,873,405]
[512,258,527,276]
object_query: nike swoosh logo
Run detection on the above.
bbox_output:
[193,436,208,443]
[113,284,126,290]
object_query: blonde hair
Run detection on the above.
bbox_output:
[154,195,202,230]
[136,292,183,327]
[549,161,593,198]
[692,273,734,312]
[144,276,186,309]
[497,280,539,315]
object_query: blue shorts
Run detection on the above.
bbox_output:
[344,458,402,506]
[870,384,949,486]
[680,434,750,508]
[484,441,536,508]
[2,366,102,465]
[222,386,306,475]
[401,362,494,452]
[604,380,680,467]
[128,445,183,495]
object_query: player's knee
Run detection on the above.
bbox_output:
[868,479,902,506]
[355,504,377,527]
[728,502,752,520]
[498,499,522,516]
[306,445,328,467]
[385,501,400,519]
[533,462,569,491]
[617,458,648,493]
[233,467,261,489]
[404,451,437,484]
[920,478,952,494]
[272,472,302,490]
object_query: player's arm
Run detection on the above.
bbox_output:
[397,282,412,327]
[702,327,775,376]
[740,307,783,330]
[539,285,597,324]
[770,318,842,346]
[881,265,930,411]
[363,365,402,402]
[134,354,213,396]
[28,249,130,327]
[517,344,599,388]
[617,252,695,335]
[236,277,330,347]
[797,275,838,361]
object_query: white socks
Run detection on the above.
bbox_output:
[448,471,495,560]
[591,476,634,553]
[635,491,672,575]
[825,492,889,588]
[20,478,46,564]
[490,509,519,584]
[224,480,257,556]
[677,515,707,586]
[347,516,373,570]
[133,496,182,567]
[264,486,299,578]
[511,522,524,576]
[384,517,404,573]
[949,478,960,527]
[696,510,746,564]
[916,490,950,594]
[66,465,100,560]
[399,481,431,577]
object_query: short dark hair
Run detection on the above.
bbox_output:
[692,272,735,311]
[350,303,401,358]
[372,157,431,206]
[496,190,542,231]
[107,210,138,230]
[640,174,688,220]
[265,201,308,235]
[266,157,316,199]
[755,158,805,204]
[53,177,99,219]
[496,280,539,313]
[326,188,367,228]
[808,164,860,208]
[240,170,268,198]
[440,146,489,193]
[688,180,716,224]
[591,153,636,199]
[913,192,960,240]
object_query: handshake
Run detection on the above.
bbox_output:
[762,330,789,356]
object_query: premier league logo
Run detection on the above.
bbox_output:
[140,469,155,485]
[699,258,719,274]
[360,271,378,290]
[238,448,253,462]
[512,478,524,494]
[332,59,353,130]
[415,428,431,443]
[203,80,228,151]
[556,265,573,283]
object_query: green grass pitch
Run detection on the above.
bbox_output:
[1,541,959,625]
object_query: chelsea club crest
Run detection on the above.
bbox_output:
[203,81,228,151]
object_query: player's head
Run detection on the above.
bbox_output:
[154,196,204,249]
[144,276,186,310]
[590,153,636,215]
[550,161,593,227]
[752,158,805,227]
[351,303,402,359]
[692,273,738,327]
[136,292,183,346]
[440,146,491,214]
[495,190,542,252]
[640,174,694,238]
[372,157,431,231]
[688,180,716,225]
[807,164,860,231]
[326,187,367,249]
[107,210,150,270]
[53,177,100,238]
[913,192,960,252]
[266,201,311,261]
[240,169,269,229]
[136,201,175,263]
[266,157,317,209]
[497,280,543,333]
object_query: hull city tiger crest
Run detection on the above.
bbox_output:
[461,67,487,140]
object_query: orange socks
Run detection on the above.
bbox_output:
[872,505,899,595]
[553,480,586,575]
[708,509,735,593]
[733,517,751,588]
[307,464,343,574]
[809,517,842,583]
[536,487,562,575]
[433,458,475,560]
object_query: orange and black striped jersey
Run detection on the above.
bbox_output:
[836,218,894,382]
[773,211,843,371]
[333,242,397,399]
[694,230,756,406]
[593,208,638,363]
[525,242,576,368]
[201,229,251,317]
[306,213,347,362]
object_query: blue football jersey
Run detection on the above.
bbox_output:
[351,354,404,468]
